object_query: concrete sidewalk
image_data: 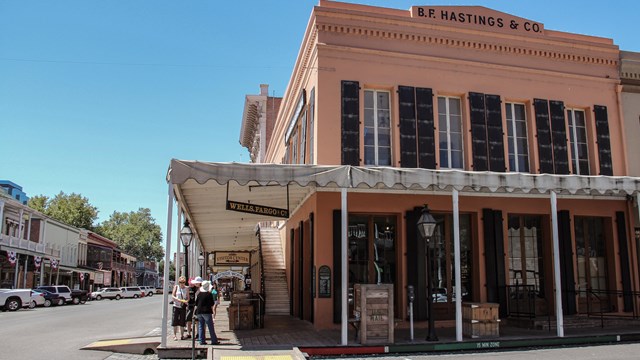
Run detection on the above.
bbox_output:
[104,298,640,359]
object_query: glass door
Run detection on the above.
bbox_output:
[575,216,610,313]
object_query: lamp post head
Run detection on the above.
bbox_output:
[198,252,205,266]
[417,205,437,240]
[635,227,640,240]
[180,220,193,248]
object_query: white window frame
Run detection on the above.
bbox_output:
[567,108,590,175]
[506,102,529,173]
[364,89,392,166]
[438,96,464,169]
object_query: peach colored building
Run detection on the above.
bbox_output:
[166,1,640,344]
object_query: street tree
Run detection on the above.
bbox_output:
[97,208,164,261]
[27,192,98,230]
[159,260,176,281]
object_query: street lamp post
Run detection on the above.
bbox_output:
[417,205,438,342]
[180,220,193,280]
[198,252,205,277]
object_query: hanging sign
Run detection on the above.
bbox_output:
[214,251,251,266]
[7,251,17,265]
[34,256,42,269]
[226,200,289,218]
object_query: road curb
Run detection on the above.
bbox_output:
[299,333,640,357]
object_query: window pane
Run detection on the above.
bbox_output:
[574,110,585,127]
[364,127,374,145]
[450,115,462,133]
[377,92,389,110]
[364,91,374,109]
[440,149,449,167]
[364,147,375,165]
[378,147,391,166]
[518,155,529,172]
[449,98,461,116]
[451,133,462,151]
[506,104,513,119]
[439,114,447,130]
[514,104,526,120]
[378,110,390,128]
[451,150,463,169]
[378,128,390,146]
[516,120,527,137]
[364,109,374,127]
[438,97,446,113]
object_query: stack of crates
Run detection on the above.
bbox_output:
[462,302,500,338]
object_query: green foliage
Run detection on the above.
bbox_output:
[159,260,176,281]
[27,192,98,230]
[96,208,164,261]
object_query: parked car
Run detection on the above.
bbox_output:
[31,289,62,307]
[35,285,88,305]
[91,287,123,300]
[155,287,163,294]
[29,290,45,308]
[0,289,32,311]
[140,286,154,297]
[120,287,145,299]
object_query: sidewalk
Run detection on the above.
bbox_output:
[114,298,640,359]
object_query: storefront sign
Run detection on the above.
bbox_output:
[411,6,544,35]
[214,251,251,266]
[226,200,289,218]
[95,272,104,284]
[318,265,331,298]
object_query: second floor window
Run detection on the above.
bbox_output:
[567,109,590,175]
[506,103,529,172]
[438,96,463,169]
[364,90,391,166]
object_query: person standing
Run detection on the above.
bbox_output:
[185,276,202,339]
[211,282,219,317]
[171,276,189,341]
[196,280,219,345]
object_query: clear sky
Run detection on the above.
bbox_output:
[2,0,639,252]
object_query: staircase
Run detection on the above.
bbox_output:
[259,226,290,315]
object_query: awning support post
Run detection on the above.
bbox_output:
[161,184,174,348]
[551,191,564,337]
[341,187,348,345]
[453,189,462,341]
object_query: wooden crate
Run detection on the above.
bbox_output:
[353,284,394,345]
[462,320,500,338]
[231,291,253,305]
[229,304,254,330]
[462,302,500,338]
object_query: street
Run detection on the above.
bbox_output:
[0,294,162,360]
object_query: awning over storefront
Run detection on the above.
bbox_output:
[167,159,640,253]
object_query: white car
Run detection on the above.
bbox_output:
[91,287,123,300]
[140,286,154,297]
[0,289,32,311]
[29,290,45,308]
[120,287,144,299]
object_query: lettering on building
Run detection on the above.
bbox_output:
[411,7,543,35]
[214,251,251,266]
[226,200,289,218]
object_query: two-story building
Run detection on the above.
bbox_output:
[165,1,640,343]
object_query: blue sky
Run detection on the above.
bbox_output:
[2,0,638,251]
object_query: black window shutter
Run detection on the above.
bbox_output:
[398,86,418,168]
[558,210,576,315]
[485,94,506,172]
[594,105,613,176]
[469,92,489,171]
[483,209,507,317]
[406,207,426,320]
[341,81,360,166]
[549,100,569,174]
[416,87,436,169]
[332,210,342,323]
[616,211,633,311]
[534,99,554,174]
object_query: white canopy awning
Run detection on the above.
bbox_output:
[167,159,640,253]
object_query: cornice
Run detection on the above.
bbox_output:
[316,22,618,67]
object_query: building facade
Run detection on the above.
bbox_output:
[239,1,640,330]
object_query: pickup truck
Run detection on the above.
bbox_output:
[36,285,88,305]
[0,289,32,311]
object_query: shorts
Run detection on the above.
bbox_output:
[186,307,194,322]
[171,306,186,327]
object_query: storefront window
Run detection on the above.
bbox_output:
[431,214,472,304]
[348,215,396,286]
[508,215,544,297]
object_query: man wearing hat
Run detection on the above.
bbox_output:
[185,276,203,339]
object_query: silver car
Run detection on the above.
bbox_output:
[91,287,123,300]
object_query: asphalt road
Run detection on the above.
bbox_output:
[0,293,163,360]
